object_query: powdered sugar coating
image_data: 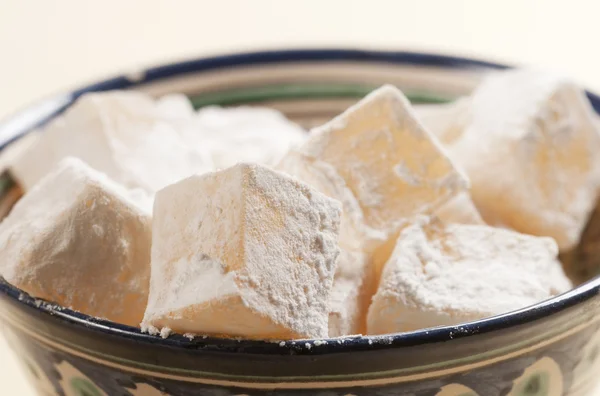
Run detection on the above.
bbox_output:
[367,218,572,334]
[279,85,472,338]
[280,85,469,249]
[448,69,600,250]
[328,249,369,337]
[155,94,196,118]
[433,192,484,225]
[413,98,472,146]
[144,163,341,339]
[9,93,307,201]
[191,106,307,169]
[0,157,152,326]
[1,76,587,339]
[10,91,213,193]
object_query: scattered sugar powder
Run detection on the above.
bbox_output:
[159,327,172,339]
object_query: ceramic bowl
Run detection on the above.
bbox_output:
[1,49,600,396]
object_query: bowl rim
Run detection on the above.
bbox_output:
[1,47,599,355]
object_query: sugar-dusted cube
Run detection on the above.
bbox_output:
[143,163,342,339]
[367,218,571,334]
[449,69,600,250]
[0,158,152,326]
[10,91,213,193]
[280,85,469,248]
[155,93,196,118]
[193,106,307,169]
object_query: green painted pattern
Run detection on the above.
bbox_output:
[188,83,452,108]
[510,371,550,396]
[0,172,15,196]
[8,307,593,385]
[69,377,104,396]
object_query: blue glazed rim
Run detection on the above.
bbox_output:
[1,48,599,357]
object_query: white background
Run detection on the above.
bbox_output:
[1,1,600,394]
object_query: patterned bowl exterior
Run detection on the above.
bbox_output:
[1,49,600,396]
